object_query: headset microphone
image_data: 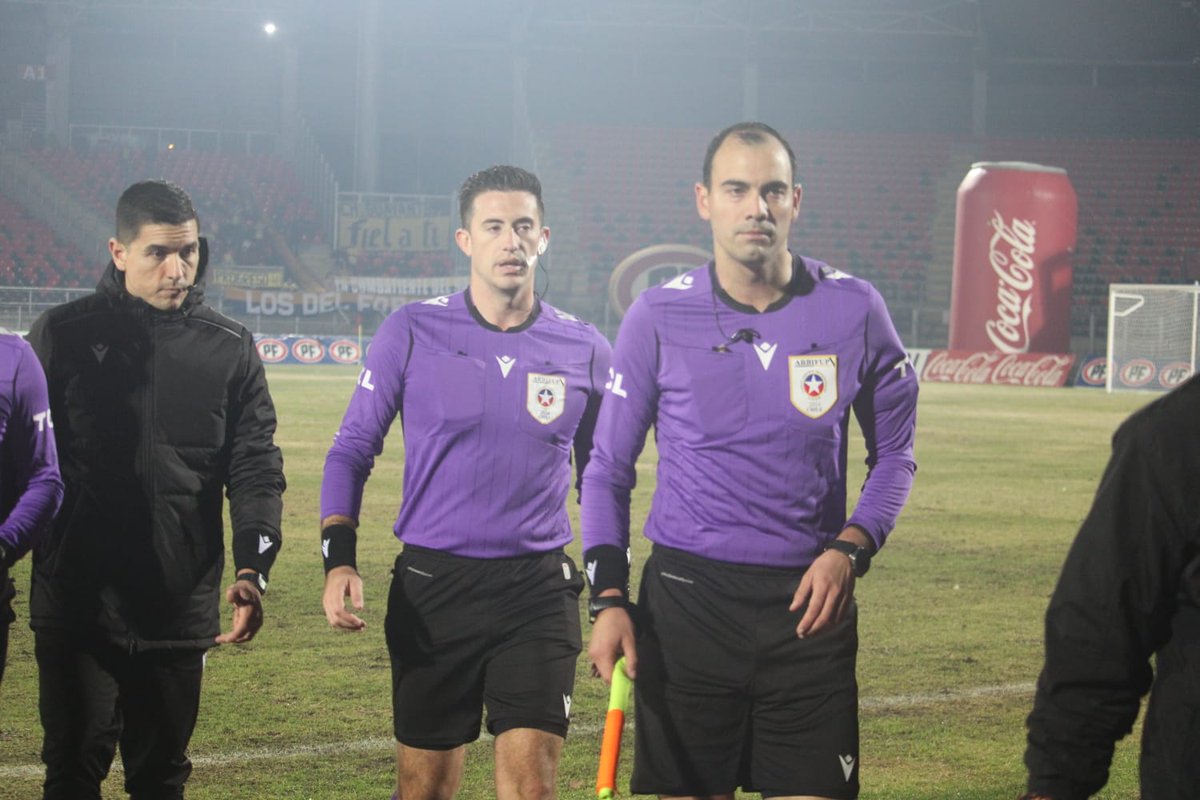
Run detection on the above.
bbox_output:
[712,328,760,353]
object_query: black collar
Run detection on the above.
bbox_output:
[710,253,813,314]
[464,288,541,333]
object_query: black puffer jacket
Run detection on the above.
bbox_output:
[26,252,285,649]
[1024,373,1200,799]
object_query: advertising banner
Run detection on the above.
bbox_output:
[210,266,287,289]
[1108,357,1194,391]
[1074,354,1109,389]
[920,350,1076,387]
[229,277,467,317]
[336,192,452,253]
[254,335,369,366]
[949,162,1077,355]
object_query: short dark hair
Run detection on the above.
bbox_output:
[458,165,545,228]
[701,122,797,188]
[115,180,199,243]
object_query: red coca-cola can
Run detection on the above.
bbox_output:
[949,162,1077,354]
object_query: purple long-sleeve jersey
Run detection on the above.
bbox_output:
[0,332,63,561]
[581,256,918,571]
[321,291,612,558]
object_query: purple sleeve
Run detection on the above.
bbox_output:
[845,287,919,550]
[571,330,614,502]
[0,342,64,562]
[319,311,411,523]
[580,297,659,554]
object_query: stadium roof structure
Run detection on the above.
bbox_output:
[1,0,1196,67]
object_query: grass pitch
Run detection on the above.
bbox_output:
[0,367,1156,798]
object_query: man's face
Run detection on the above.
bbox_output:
[696,136,801,269]
[110,220,200,311]
[455,190,548,298]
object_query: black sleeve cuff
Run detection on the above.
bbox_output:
[322,524,358,573]
[232,531,280,579]
[583,544,630,597]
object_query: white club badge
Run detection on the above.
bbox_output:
[527,373,566,424]
[789,355,838,419]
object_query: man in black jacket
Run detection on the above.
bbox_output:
[1020,373,1200,800]
[26,180,285,799]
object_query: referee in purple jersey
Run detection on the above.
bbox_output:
[0,332,63,688]
[320,166,611,799]
[581,123,919,799]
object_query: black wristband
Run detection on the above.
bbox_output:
[582,544,630,597]
[233,531,280,577]
[322,524,358,573]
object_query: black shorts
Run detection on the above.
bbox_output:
[632,545,860,799]
[384,545,584,749]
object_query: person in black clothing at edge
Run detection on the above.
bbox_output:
[1019,373,1200,800]
[26,179,286,800]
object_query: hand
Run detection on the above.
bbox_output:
[789,548,856,638]
[323,565,366,631]
[215,578,264,644]
[588,605,637,684]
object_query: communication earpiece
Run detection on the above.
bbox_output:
[537,239,547,256]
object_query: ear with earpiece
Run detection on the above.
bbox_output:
[537,239,547,256]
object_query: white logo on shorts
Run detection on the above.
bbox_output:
[839,754,855,782]
[563,694,572,718]
[561,562,571,580]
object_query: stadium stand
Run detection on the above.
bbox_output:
[4,132,1197,344]
[538,126,1200,340]
[17,147,322,283]
[0,193,88,288]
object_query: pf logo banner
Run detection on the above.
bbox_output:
[329,339,362,365]
[256,338,288,364]
[291,338,326,364]
[1074,355,1108,389]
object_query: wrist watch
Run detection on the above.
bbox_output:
[823,540,872,577]
[587,595,631,623]
[237,571,268,595]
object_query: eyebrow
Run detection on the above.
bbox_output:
[720,180,790,193]
[480,216,536,227]
[142,240,198,254]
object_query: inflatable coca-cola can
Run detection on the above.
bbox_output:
[949,162,1077,354]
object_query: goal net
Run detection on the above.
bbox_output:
[1107,283,1200,392]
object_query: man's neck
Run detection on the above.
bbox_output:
[714,252,793,312]
[470,282,537,330]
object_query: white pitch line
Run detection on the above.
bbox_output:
[0,682,1035,780]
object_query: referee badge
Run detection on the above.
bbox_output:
[789,355,838,419]
[526,373,566,424]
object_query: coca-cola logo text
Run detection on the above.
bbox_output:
[922,350,1073,387]
[984,211,1037,354]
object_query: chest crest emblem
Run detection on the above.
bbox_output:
[526,373,566,424]
[789,355,838,419]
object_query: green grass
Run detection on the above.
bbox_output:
[0,369,1157,798]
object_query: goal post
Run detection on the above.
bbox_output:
[1106,283,1200,392]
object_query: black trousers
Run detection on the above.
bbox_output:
[0,563,14,686]
[35,631,205,800]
